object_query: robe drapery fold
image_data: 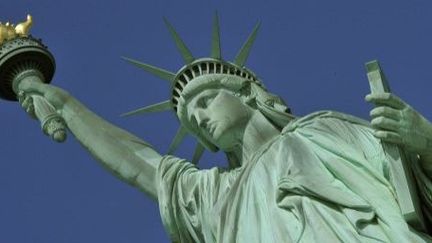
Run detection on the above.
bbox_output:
[157,111,432,243]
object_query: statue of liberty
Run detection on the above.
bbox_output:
[3,15,432,242]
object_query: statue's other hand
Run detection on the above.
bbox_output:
[366,93,432,157]
[18,81,71,111]
[18,91,36,119]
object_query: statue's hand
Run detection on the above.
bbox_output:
[17,82,70,142]
[18,81,71,111]
[18,90,36,119]
[366,93,432,157]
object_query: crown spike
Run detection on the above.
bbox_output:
[163,18,195,64]
[122,56,176,84]
[192,143,205,165]
[233,21,261,66]
[121,100,172,117]
[210,12,221,59]
[167,126,188,154]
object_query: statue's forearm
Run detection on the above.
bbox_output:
[61,98,160,200]
[419,153,432,178]
[417,120,432,179]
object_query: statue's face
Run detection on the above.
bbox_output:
[186,88,254,150]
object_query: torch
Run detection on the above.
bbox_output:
[0,15,67,142]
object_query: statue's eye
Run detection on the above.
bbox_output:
[198,96,214,108]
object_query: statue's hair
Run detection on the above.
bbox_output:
[242,80,294,129]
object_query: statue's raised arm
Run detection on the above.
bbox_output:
[19,81,162,200]
[0,15,162,200]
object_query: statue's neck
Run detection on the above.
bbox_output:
[229,111,282,166]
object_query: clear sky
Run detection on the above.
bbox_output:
[1,0,432,242]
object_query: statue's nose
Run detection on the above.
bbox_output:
[195,109,209,129]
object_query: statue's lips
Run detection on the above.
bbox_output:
[207,121,217,136]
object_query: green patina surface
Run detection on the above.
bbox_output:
[2,16,432,242]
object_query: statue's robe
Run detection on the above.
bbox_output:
[156,111,432,242]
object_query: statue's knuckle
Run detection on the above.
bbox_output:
[379,107,388,115]
[375,130,385,137]
[375,131,383,137]
[397,110,403,117]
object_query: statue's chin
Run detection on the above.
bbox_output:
[213,129,239,152]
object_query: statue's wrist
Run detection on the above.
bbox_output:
[61,98,91,122]
[417,118,432,173]
[419,153,432,177]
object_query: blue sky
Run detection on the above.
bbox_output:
[1,0,432,242]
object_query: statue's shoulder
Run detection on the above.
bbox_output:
[281,110,370,134]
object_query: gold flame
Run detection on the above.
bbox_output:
[0,14,33,45]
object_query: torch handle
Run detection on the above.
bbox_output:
[31,94,67,142]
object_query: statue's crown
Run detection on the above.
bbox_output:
[121,14,262,163]
[171,58,261,112]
